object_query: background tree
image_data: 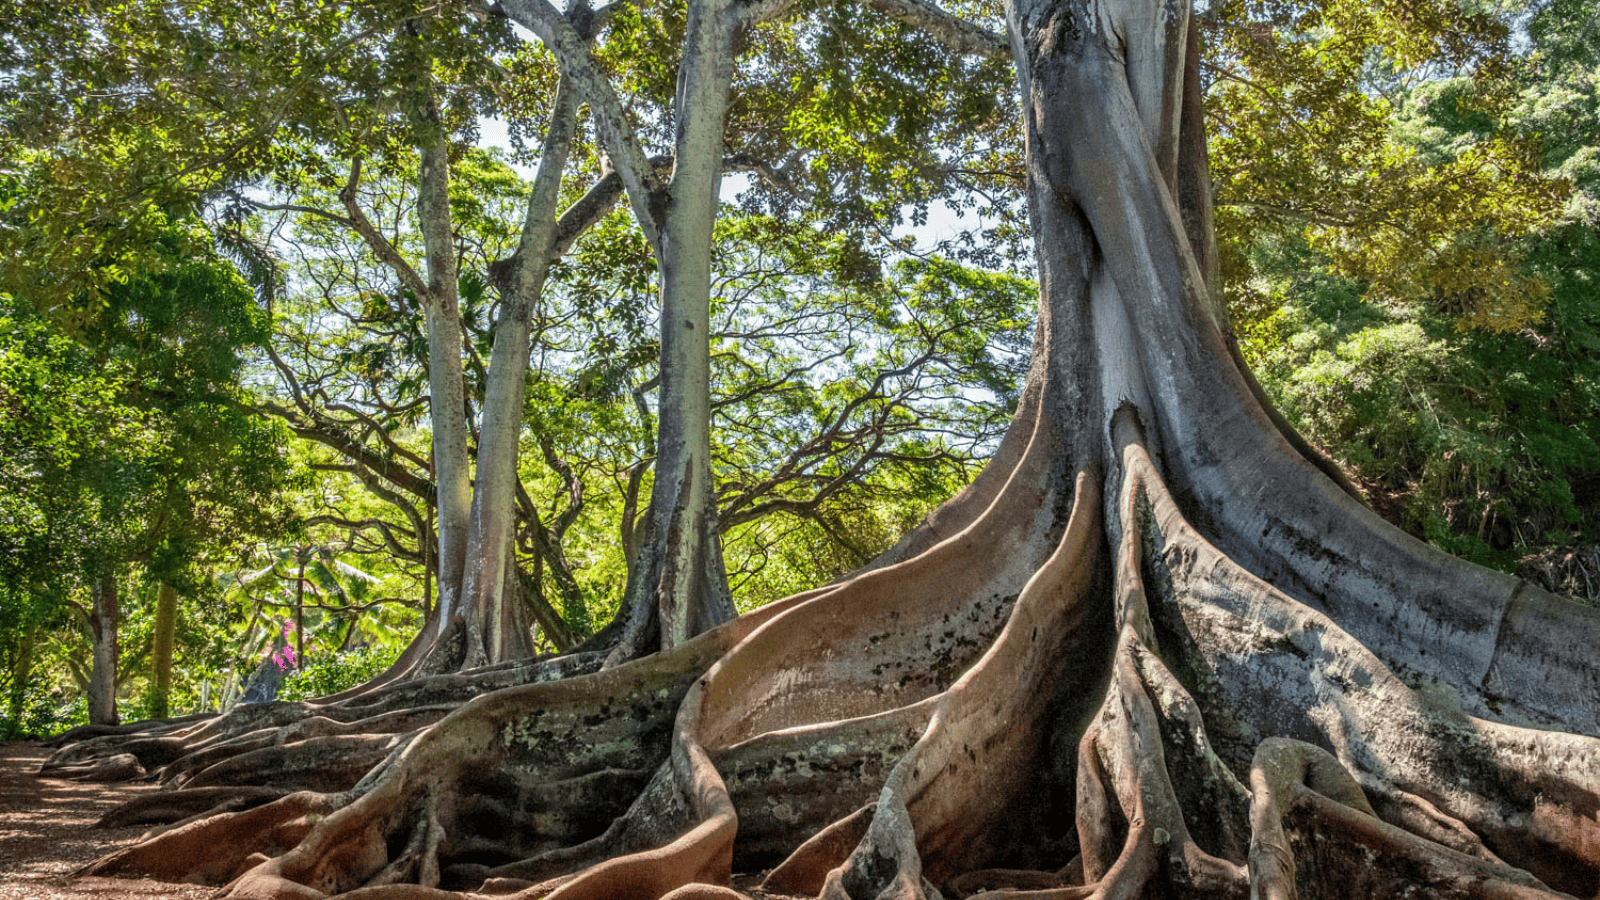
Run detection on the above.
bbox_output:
[0,204,294,725]
[1229,0,1600,573]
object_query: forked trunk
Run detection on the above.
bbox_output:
[605,0,739,665]
[455,85,579,669]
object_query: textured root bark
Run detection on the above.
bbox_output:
[97,611,782,896]
[96,785,288,828]
[55,0,1600,895]
[1126,435,1600,899]
[66,317,1600,900]
[46,647,605,811]
[65,392,1600,900]
[510,404,1077,899]
[83,790,343,884]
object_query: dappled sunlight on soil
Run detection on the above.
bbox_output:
[0,741,211,900]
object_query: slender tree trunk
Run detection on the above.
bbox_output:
[87,572,119,726]
[6,626,36,731]
[457,84,579,668]
[294,558,305,668]
[608,0,740,664]
[150,581,178,718]
[417,100,473,631]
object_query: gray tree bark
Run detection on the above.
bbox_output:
[603,0,743,665]
[87,572,119,726]
[454,83,579,669]
[417,123,474,632]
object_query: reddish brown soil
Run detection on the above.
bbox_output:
[0,741,212,900]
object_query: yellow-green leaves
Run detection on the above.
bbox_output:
[1207,0,1565,333]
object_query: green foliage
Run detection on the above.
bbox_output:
[277,645,401,702]
[532,210,1031,611]
[1207,0,1566,333]
[1238,0,1600,565]
[0,676,87,739]
[1246,276,1600,564]
[0,203,297,723]
[732,0,1025,266]
[0,292,143,586]
[224,542,423,667]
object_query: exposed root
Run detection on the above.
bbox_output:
[183,733,411,793]
[45,649,607,791]
[536,722,737,900]
[760,807,873,896]
[1248,737,1563,900]
[944,867,1072,898]
[61,380,1600,900]
[46,752,146,781]
[811,463,1102,899]
[96,785,287,828]
[1127,433,1600,897]
[260,400,1079,900]
[362,788,445,889]
[82,790,341,884]
[204,619,760,898]
[1246,737,1374,899]
[1361,781,1514,867]
[42,713,210,748]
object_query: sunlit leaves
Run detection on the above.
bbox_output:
[1206,0,1565,333]
[1241,0,1600,560]
[726,0,1021,263]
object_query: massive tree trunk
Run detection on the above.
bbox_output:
[47,0,1600,898]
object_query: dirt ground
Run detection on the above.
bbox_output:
[0,741,212,900]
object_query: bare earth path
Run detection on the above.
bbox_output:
[0,741,211,900]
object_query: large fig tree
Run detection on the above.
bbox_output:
[38,0,1600,897]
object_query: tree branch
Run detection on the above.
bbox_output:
[859,0,1009,60]
[337,158,432,301]
[486,0,669,252]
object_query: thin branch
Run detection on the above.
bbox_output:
[486,0,668,251]
[859,0,1008,60]
[338,157,432,301]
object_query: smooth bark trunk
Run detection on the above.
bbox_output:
[457,84,578,668]
[87,572,119,726]
[607,0,740,664]
[418,110,473,630]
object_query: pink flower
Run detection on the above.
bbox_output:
[271,622,299,671]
